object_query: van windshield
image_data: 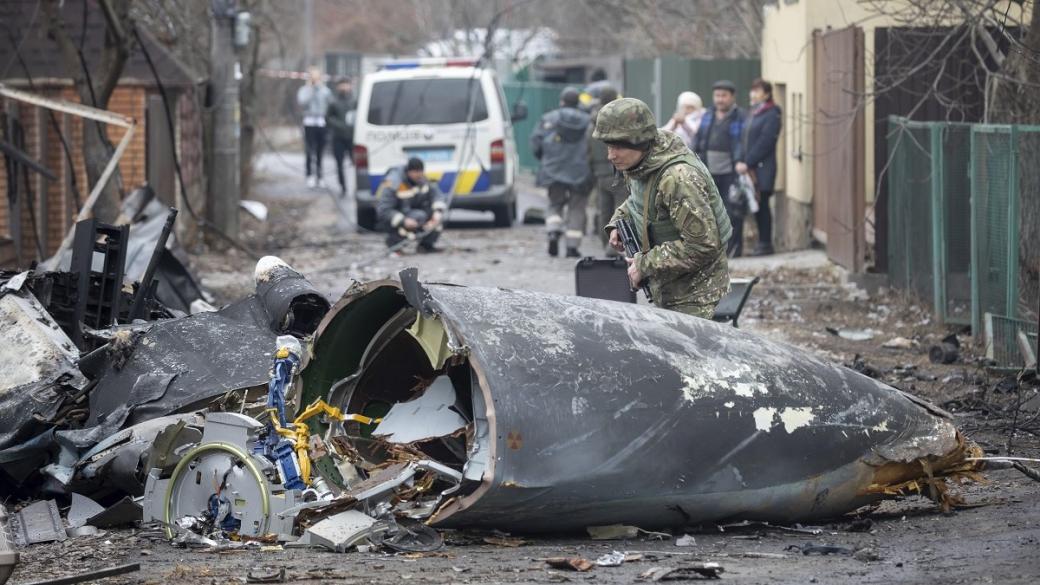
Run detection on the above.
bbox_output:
[367,78,489,125]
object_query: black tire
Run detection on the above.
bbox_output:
[356,206,377,232]
[493,200,516,228]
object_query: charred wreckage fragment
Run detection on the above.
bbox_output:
[292,269,982,534]
[2,256,985,558]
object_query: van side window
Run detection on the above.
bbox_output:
[367,78,489,125]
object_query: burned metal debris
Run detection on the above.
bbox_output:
[0,218,329,503]
[138,337,462,552]
[300,271,983,532]
[1,263,990,559]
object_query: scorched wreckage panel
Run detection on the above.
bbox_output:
[302,269,978,532]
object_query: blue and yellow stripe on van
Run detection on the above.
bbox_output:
[368,169,491,195]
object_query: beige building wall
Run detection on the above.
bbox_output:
[762,0,891,207]
[762,0,1027,251]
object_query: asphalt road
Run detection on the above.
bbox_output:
[10,149,1036,585]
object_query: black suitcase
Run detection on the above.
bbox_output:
[574,257,636,304]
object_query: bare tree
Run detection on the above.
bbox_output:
[134,0,294,206]
[42,0,135,222]
[989,0,1040,123]
[862,0,1031,122]
[556,0,768,59]
[861,0,1037,320]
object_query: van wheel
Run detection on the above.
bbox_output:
[493,201,516,228]
[357,207,377,232]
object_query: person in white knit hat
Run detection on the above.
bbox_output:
[661,91,704,150]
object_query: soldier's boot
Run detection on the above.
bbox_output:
[566,247,581,258]
[547,232,560,257]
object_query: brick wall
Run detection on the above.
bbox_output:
[0,99,48,260]
[0,83,166,265]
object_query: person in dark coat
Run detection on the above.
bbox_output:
[326,77,357,197]
[693,80,744,257]
[531,87,592,257]
[736,78,782,256]
[375,158,448,252]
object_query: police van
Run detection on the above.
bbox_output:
[352,58,526,229]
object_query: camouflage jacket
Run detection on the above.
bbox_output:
[606,130,730,310]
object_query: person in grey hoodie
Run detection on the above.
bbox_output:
[296,67,333,189]
[530,87,593,257]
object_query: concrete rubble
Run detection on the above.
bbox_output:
[0,241,995,564]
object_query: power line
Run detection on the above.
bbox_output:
[132,23,260,260]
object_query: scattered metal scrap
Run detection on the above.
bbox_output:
[639,563,724,581]
[0,251,329,500]
[138,336,461,553]
[65,494,104,529]
[0,289,89,456]
[8,501,65,546]
[0,264,996,561]
[785,543,855,556]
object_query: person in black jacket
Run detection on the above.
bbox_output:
[326,77,357,197]
[693,80,744,257]
[736,78,782,256]
[376,158,448,252]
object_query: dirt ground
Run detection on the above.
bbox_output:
[8,153,1038,585]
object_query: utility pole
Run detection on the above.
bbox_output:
[208,0,240,247]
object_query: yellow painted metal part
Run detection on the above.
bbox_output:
[407,314,453,370]
[268,399,378,486]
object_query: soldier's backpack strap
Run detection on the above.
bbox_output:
[639,156,683,249]
[642,153,731,249]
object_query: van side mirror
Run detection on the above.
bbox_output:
[511,100,528,122]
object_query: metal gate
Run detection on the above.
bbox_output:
[502,81,569,171]
[812,26,865,272]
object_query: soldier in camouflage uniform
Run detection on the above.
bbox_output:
[594,98,731,318]
[587,85,629,256]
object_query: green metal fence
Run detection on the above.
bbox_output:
[502,81,569,171]
[969,124,1040,335]
[887,116,1040,334]
[886,118,972,324]
[623,57,761,125]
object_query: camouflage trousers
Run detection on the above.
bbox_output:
[664,302,716,320]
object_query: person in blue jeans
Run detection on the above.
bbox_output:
[694,80,745,257]
[737,78,782,256]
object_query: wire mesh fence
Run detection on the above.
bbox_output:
[941,126,973,324]
[886,119,933,304]
[886,117,1039,334]
[886,118,972,324]
[985,313,1039,370]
